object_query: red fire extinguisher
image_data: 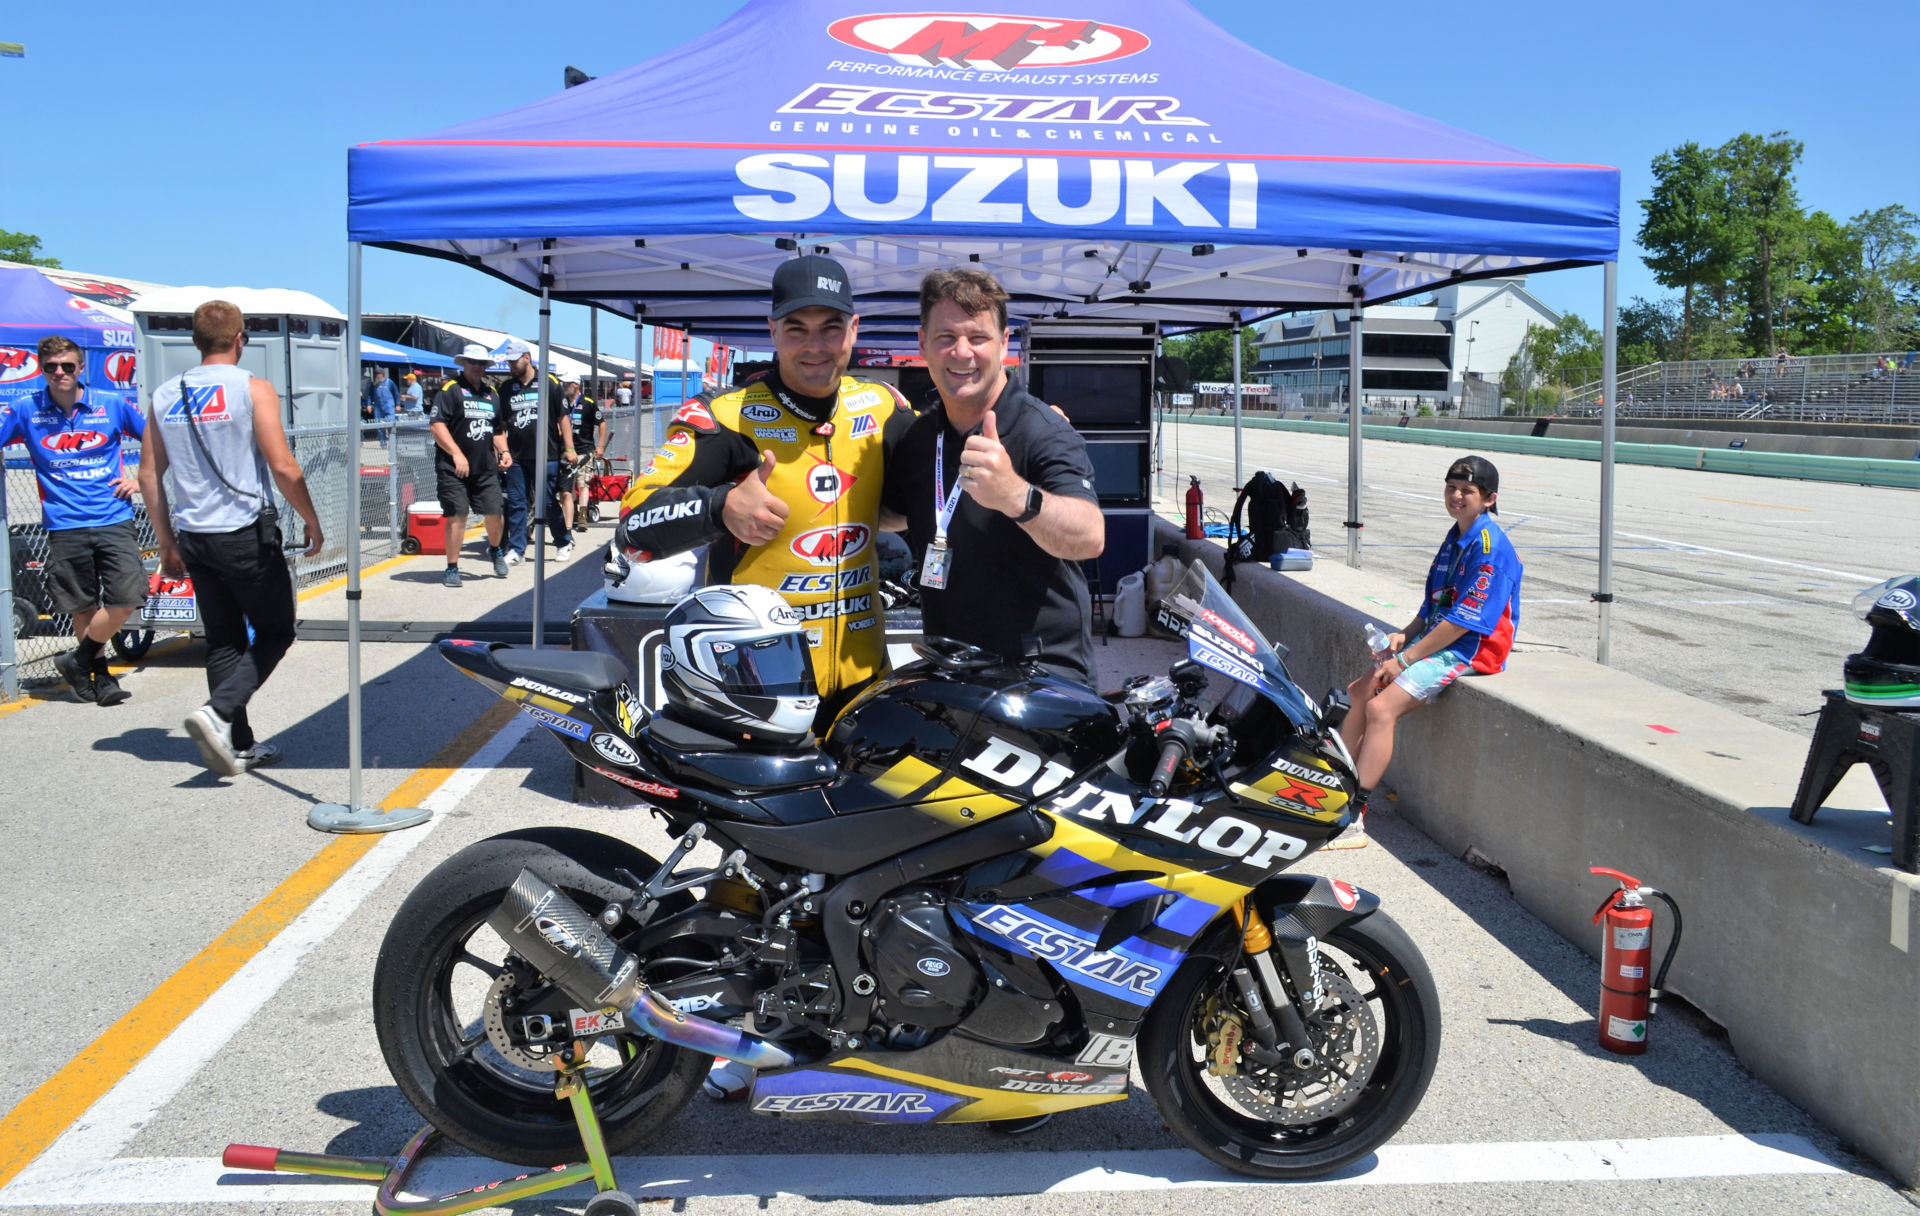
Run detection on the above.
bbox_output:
[1589,866,1682,1055]
[1185,476,1204,540]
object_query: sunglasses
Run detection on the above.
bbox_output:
[44,361,79,374]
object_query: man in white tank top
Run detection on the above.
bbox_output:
[137,300,324,777]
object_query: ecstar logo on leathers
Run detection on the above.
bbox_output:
[826,13,1150,70]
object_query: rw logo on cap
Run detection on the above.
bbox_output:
[817,277,843,292]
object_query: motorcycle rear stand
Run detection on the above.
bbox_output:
[223,1049,641,1216]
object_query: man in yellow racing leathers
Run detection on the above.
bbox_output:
[617,255,910,726]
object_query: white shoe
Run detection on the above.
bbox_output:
[234,741,283,772]
[702,1057,754,1101]
[184,705,241,777]
[556,543,574,561]
[506,550,524,566]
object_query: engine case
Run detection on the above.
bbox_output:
[865,889,981,1029]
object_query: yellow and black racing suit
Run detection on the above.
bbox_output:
[617,371,910,705]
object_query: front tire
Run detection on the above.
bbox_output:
[373,828,705,1166]
[1141,909,1440,1178]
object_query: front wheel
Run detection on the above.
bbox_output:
[372,828,706,1166]
[112,628,155,661]
[1141,909,1441,1179]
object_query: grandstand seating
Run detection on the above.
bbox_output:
[1560,352,1920,422]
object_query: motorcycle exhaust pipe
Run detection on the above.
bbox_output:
[489,868,793,1070]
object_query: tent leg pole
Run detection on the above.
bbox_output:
[1346,307,1364,568]
[1597,261,1618,666]
[1231,318,1243,491]
[307,244,423,833]
[632,320,645,471]
[531,266,553,650]
[346,242,364,805]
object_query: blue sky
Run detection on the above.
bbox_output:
[4,1,1914,362]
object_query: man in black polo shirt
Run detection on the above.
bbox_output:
[881,268,1105,685]
[428,344,512,586]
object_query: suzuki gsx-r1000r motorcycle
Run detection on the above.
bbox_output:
[373,559,1440,1179]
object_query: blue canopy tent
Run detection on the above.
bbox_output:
[360,336,459,369]
[329,0,1622,821]
[0,265,139,418]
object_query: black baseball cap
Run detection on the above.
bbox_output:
[1445,454,1499,510]
[770,255,856,320]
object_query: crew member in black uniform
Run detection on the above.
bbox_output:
[881,268,1105,685]
[429,343,512,586]
[496,340,568,564]
[560,380,601,537]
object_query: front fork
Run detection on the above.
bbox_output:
[1228,899,1323,1071]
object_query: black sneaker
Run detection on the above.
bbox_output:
[53,651,97,703]
[91,662,130,707]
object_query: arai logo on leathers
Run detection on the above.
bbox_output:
[826,14,1151,70]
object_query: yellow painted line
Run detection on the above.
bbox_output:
[0,698,518,1190]
[297,551,416,602]
[0,636,190,719]
[1699,496,1812,512]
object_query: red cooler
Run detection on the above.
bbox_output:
[405,502,447,555]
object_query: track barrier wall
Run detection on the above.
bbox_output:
[1171,414,1920,489]
[1150,519,1920,1186]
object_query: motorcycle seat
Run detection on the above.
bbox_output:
[492,646,628,693]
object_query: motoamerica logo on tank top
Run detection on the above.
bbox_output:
[152,364,272,534]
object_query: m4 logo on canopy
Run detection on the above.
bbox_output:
[826,13,1150,71]
[105,352,137,387]
[0,348,39,385]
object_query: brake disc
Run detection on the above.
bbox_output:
[1216,969,1380,1126]
[483,973,561,1072]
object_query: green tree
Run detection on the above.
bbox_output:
[1719,131,1804,357]
[1619,295,1682,364]
[1637,142,1741,360]
[1776,211,1861,353]
[0,229,60,267]
[1164,326,1260,383]
[1848,204,1920,350]
[1502,314,1601,412]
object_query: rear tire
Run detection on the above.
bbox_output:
[112,628,155,662]
[373,828,705,1166]
[1141,909,1440,1178]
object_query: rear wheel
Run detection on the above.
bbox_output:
[11,600,34,639]
[373,828,705,1166]
[112,628,155,662]
[1141,909,1440,1178]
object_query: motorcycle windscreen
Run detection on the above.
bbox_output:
[1156,560,1320,734]
[708,633,819,696]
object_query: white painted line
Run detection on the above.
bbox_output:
[1894,881,1911,953]
[0,713,534,1199]
[0,1135,1843,1205]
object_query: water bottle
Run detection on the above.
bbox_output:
[1364,622,1393,661]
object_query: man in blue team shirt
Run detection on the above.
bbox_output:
[1336,454,1522,847]
[0,335,148,705]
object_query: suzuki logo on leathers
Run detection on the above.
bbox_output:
[962,736,1308,868]
[625,499,703,531]
[790,523,871,566]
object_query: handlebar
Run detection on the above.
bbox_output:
[1146,718,1228,798]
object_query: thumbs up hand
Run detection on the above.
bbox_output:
[960,408,1025,516]
[721,449,790,545]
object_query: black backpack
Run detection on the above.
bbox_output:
[1224,471,1311,590]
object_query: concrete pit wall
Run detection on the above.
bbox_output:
[1151,520,1920,1185]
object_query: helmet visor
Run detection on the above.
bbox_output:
[708,632,818,696]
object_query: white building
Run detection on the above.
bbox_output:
[1252,277,1560,415]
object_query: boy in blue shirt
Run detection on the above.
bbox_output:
[1336,455,1522,847]
[0,335,148,705]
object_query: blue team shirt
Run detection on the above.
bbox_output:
[1421,512,1523,673]
[0,389,147,531]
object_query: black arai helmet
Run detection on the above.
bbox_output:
[1845,575,1920,709]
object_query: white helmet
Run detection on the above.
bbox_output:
[604,543,699,604]
[662,584,819,745]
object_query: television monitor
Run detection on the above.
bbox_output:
[1083,437,1151,506]
[1027,362,1151,429]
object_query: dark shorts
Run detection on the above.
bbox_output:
[436,462,502,517]
[46,520,148,613]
